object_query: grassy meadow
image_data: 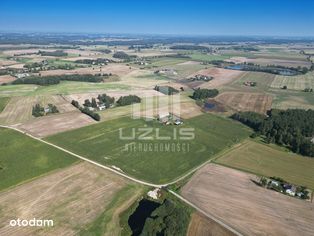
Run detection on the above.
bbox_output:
[46,114,251,184]
[215,140,314,189]
[0,128,78,191]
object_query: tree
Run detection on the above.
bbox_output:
[192,88,219,100]
[83,99,92,107]
[91,98,97,108]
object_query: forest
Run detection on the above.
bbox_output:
[232,109,314,157]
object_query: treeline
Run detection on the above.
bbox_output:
[192,88,219,100]
[71,100,100,121]
[116,95,141,106]
[129,44,153,50]
[12,74,105,85]
[93,48,111,54]
[38,50,68,57]
[232,109,314,157]
[140,199,190,236]
[113,51,136,60]
[154,85,179,95]
[170,45,210,52]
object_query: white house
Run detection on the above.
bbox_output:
[270,180,279,187]
[99,105,106,111]
[286,186,297,196]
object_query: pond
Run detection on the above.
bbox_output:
[204,102,216,109]
[128,198,161,236]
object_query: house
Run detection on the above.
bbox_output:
[16,73,29,79]
[174,119,183,125]
[296,192,304,198]
[270,180,279,187]
[157,112,170,123]
[286,186,297,196]
[44,107,51,113]
[98,104,106,111]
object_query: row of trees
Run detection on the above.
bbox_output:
[71,100,100,121]
[170,45,210,52]
[116,95,141,106]
[192,88,219,100]
[113,51,135,60]
[232,109,314,157]
[38,50,68,57]
[12,74,105,86]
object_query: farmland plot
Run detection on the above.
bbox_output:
[182,164,314,236]
[0,162,131,236]
[215,92,272,114]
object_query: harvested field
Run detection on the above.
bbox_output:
[0,96,38,125]
[17,111,96,137]
[229,71,275,91]
[65,89,164,104]
[182,164,314,236]
[176,60,200,66]
[271,72,314,90]
[187,212,235,236]
[0,162,128,236]
[226,57,312,68]
[39,63,134,77]
[132,95,203,120]
[0,95,76,125]
[189,68,244,88]
[99,94,202,121]
[0,60,18,67]
[215,92,272,114]
[0,75,16,84]
[6,63,25,69]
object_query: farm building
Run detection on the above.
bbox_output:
[157,112,183,125]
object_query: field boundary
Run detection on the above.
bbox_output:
[0,125,244,236]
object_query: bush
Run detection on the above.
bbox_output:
[116,95,141,106]
[192,88,219,100]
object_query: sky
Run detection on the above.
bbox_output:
[0,0,313,37]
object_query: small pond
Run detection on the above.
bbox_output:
[128,198,161,236]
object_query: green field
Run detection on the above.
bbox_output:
[0,81,130,97]
[0,128,77,191]
[228,71,275,92]
[270,88,314,110]
[46,114,251,184]
[188,52,229,62]
[0,97,10,112]
[146,57,188,67]
[271,72,314,90]
[0,84,38,97]
[215,140,314,189]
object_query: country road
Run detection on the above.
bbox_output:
[0,124,243,236]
